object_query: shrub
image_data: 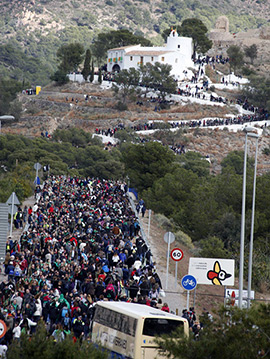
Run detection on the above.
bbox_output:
[199,236,229,258]
[50,70,69,85]
[115,101,128,111]
[154,213,174,231]
[175,230,194,249]
[114,129,135,142]
[263,147,270,155]
[152,122,170,130]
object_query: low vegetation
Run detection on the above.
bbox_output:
[157,304,270,359]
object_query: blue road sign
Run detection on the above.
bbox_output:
[181,274,197,291]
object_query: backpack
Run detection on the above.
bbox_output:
[62,307,69,318]
[105,284,116,300]
[63,316,71,327]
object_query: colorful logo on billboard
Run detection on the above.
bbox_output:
[207,261,232,285]
[189,258,235,286]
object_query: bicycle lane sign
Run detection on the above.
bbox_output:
[181,274,197,291]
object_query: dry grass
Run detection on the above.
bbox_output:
[170,104,198,113]
[205,65,221,83]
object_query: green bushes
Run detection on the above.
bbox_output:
[7,322,107,359]
[124,141,270,289]
[0,129,124,202]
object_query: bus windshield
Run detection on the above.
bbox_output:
[143,318,184,337]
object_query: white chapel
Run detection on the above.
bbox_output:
[107,29,194,80]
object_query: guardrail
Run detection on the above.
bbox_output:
[127,191,150,250]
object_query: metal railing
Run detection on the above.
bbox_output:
[127,191,150,250]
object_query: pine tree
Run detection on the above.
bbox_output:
[244,44,257,64]
[98,68,102,84]
[81,49,91,81]
[90,61,94,83]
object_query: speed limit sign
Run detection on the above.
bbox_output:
[171,248,184,261]
[0,320,7,339]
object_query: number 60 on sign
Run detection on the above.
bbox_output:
[170,248,184,261]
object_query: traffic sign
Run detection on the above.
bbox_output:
[181,274,197,291]
[0,320,7,338]
[34,162,42,171]
[8,205,17,215]
[6,192,20,205]
[6,192,20,237]
[164,231,175,244]
[171,248,184,261]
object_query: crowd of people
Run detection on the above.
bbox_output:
[194,54,230,68]
[95,108,268,140]
[169,144,186,155]
[168,111,269,129]
[2,176,203,349]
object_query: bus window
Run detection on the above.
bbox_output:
[143,318,184,337]
[94,306,137,337]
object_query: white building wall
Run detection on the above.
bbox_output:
[106,30,194,79]
[124,54,140,69]
[107,45,140,72]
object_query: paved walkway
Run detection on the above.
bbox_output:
[140,211,187,315]
[0,195,36,282]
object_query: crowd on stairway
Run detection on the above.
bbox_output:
[0,176,174,348]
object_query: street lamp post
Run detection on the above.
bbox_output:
[239,131,248,309]
[247,132,260,308]
[239,127,260,309]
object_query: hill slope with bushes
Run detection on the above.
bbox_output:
[0,0,269,84]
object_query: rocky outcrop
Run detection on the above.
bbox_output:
[260,26,270,40]
[209,16,234,46]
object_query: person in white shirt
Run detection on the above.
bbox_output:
[12,321,21,340]
[0,344,8,358]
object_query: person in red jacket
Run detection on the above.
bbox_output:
[161,303,170,313]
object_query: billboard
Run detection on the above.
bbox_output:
[225,289,255,308]
[188,257,235,286]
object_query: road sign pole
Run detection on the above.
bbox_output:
[166,232,170,290]
[186,290,190,309]
[164,232,176,291]
[9,192,15,237]
[34,162,42,186]
[181,274,197,309]
[36,166,39,186]
[175,261,178,289]
[224,286,227,307]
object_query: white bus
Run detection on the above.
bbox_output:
[91,301,189,359]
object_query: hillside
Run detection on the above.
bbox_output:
[1,68,270,315]
[3,78,270,176]
[0,0,270,85]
